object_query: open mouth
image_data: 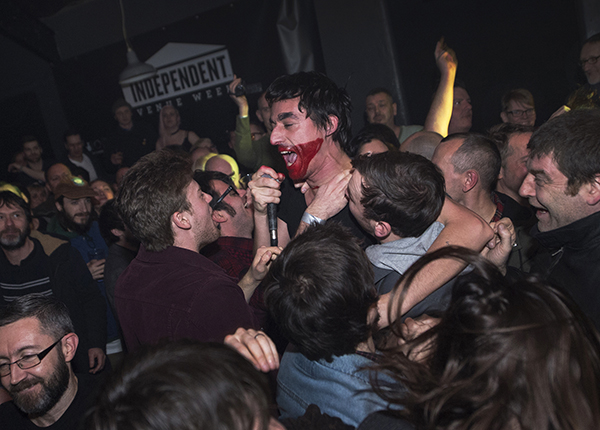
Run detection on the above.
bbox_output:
[279,149,298,167]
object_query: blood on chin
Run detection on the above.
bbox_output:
[281,138,324,182]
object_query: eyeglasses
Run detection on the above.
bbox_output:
[580,55,600,67]
[0,335,65,377]
[506,108,534,117]
[210,185,234,209]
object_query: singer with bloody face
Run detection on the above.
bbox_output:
[248,72,368,249]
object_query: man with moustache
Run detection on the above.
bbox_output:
[0,186,107,375]
[0,295,100,429]
[114,150,279,351]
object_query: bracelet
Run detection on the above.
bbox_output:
[301,212,325,225]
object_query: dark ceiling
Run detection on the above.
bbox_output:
[1,0,234,62]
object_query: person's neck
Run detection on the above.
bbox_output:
[117,238,139,252]
[221,226,253,240]
[2,238,34,266]
[120,122,133,130]
[464,191,497,223]
[496,182,527,206]
[390,124,401,139]
[69,154,84,163]
[27,159,43,171]
[303,143,352,204]
[30,373,78,427]
[165,126,179,136]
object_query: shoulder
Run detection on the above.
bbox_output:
[29,230,68,256]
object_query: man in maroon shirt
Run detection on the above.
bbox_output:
[114,150,279,350]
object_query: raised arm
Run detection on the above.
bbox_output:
[424,38,458,137]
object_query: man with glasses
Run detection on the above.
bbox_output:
[500,89,536,127]
[0,295,101,428]
[0,186,107,376]
[115,150,280,351]
[580,33,600,90]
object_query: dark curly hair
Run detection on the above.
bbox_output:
[373,246,600,430]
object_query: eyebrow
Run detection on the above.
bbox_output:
[277,112,298,122]
[529,168,552,182]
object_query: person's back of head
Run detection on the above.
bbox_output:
[85,340,273,430]
[352,152,445,238]
[116,149,192,252]
[400,131,443,161]
[266,71,353,151]
[262,223,377,362]
[446,133,502,194]
[375,247,600,430]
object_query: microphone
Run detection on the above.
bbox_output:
[261,174,278,246]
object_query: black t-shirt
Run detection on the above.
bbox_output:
[0,373,101,430]
[277,178,376,248]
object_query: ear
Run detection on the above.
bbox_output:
[255,109,263,123]
[373,221,392,240]
[172,211,191,230]
[325,115,339,137]
[500,112,509,123]
[55,201,63,212]
[498,166,505,181]
[212,210,228,223]
[110,228,125,239]
[392,102,397,117]
[61,333,79,362]
[462,170,479,193]
[582,175,600,205]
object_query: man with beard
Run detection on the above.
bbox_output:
[0,295,100,429]
[0,186,106,375]
[115,150,280,351]
[46,178,118,370]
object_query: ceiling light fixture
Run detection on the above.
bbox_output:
[118,0,156,86]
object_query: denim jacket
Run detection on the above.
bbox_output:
[277,348,401,426]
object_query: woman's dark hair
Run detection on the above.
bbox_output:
[373,247,600,430]
[346,123,400,158]
[85,340,272,430]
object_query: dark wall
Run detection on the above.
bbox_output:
[388,0,583,132]
[51,0,298,153]
[0,35,68,182]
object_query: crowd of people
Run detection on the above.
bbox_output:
[1,35,600,429]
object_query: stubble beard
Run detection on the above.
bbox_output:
[0,223,30,251]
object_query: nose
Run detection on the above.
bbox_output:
[270,124,283,146]
[519,172,535,198]
[9,362,27,386]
